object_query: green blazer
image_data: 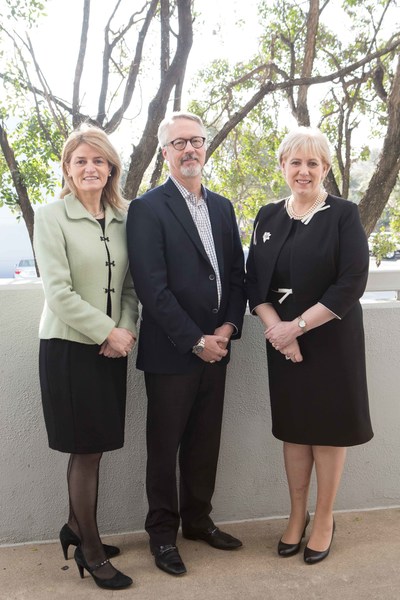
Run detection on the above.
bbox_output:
[34,193,138,345]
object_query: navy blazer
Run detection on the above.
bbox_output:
[127,178,246,374]
[246,195,369,318]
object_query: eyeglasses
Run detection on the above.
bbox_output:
[165,137,206,151]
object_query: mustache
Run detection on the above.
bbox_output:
[181,153,198,163]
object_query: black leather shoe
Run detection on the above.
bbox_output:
[74,547,132,590]
[304,519,336,565]
[278,511,310,557]
[151,544,187,576]
[59,524,120,560]
[183,526,242,550]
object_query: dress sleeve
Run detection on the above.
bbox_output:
[116,266,139,337]
[318,202,369,318]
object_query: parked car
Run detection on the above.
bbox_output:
[14,258,37,279]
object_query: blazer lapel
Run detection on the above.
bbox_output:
[164,179,211,265]
[255,201,293,300]
[262,202,292,264]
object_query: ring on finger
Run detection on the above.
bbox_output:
[209,360,215,364]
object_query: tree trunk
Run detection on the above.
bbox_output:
[358,56,400,235]
[296,0,319,126]
[0,124,37,271]
[124,0,193,199]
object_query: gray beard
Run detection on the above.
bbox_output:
[180,163,202,178]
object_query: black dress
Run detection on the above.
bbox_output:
[38,218,128,453]
[265,220,373,447]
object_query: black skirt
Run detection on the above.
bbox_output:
[39,339,128,453]
[266,295,373,447]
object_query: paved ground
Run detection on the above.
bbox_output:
[1,508,399,600]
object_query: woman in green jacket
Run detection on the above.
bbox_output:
[34,125,138,590]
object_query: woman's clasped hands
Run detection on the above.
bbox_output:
[99,327,136,358]
[265,321,303,363]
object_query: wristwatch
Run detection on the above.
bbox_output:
[192,336,206,355]
[297,315,307,333]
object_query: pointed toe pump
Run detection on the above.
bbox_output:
[74,546,133,590]
[278,511,311,557]
[304,519,336,565]
[59,524,120,560]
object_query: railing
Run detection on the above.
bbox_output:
[364,263,400,301]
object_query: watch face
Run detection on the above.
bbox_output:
[299,319,306,328]
[192,337,205,354]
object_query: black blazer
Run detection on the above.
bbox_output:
[127,178,246,374]
[246,195,369,318]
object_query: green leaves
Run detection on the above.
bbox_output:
[202,113,288,243]
[0,107,63,210]
[1,0,46,28]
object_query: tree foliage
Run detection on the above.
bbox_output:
[189,0,400,242]
[0,0,399,255]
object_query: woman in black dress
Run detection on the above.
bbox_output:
[34,125,138,589]
[246,127,373,564]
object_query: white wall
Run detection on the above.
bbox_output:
[0,281,399,545]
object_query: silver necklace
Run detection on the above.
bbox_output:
[285,190,327,220]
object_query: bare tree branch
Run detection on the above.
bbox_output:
[160,0,170,79]
[206,36,400,159]
[72,0,91,128]
[105,0,160,133]
[97,1,149,125]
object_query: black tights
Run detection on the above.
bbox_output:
[67,453,116,578]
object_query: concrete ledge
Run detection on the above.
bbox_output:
[1,280,400,544]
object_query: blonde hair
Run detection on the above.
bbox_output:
[277,126,332,170]
[157,111,207,148]
[60,124,127,211]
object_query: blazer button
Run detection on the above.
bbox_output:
[212,308,218,314]
[209,274,215,280]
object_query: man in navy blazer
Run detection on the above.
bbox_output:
[127,112,246,576]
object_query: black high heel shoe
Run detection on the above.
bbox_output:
[74,546,133,590]
[304,518,335,564]
[59,524,120,560]
[278,511,310,557]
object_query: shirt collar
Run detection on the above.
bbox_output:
[169,176,208,205]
